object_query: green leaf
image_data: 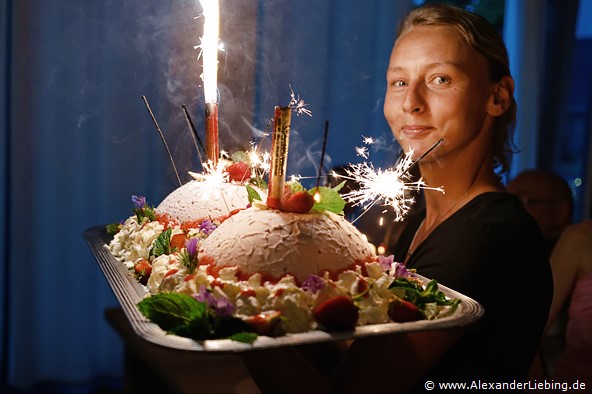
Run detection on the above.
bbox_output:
[310,186,346,215]
[230,151,248,163]
[137,293,258,343]
[227,332,258,344]
[105,222,121,235]
[137,293,205,331]
[245,184,262,203]
[331,180,346,193]
[287,180,305,193]
[249,177,268,190]
[133,205,156,223]
[150,228,172,257]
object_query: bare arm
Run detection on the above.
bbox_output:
[545,222,591,329]
[332,329,463,393]
[240,328,463,393]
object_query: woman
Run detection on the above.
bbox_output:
[241,5,552,392]
[381,3,552,386]
[542,220,592,385]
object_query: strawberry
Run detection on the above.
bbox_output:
[134,259,152,285]
[225,162,251,183]
[244,310,283,336]
[281,191,315,214]
[387,297,423,322]
[312,295,359,331]
[170,233,187,252]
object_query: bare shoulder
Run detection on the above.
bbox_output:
[555,220,592,274]
[560,220,592,246]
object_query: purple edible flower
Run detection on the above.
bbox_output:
[377,254,395,272]
[185,238,198,258]
[301,274,325,294]
[199,219,218,235]
[193,284,235,317]
[131,195,146,209]
[393,262,413,278]
[212,296,235,317]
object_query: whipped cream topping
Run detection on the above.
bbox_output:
[200,208,376,282]
[108,216,165,268]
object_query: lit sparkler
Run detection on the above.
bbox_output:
[247,143,271,178]
[267,106,292,209]
[337,138,444,222]
[188,159,229,197]
[198,0,220,164]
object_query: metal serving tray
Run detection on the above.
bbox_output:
[84,225,484,352]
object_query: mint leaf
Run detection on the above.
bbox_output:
[106,222,121,235]
[249,177,267,190]
[230,150,248,163]
[228,332,258,344]
[137,293,258,343]
[287,180,305,193]
[137,293,205,331]
[245,185,262,203]
[150,228,172,257]
[310,186,346,215]
[331,180,346,193]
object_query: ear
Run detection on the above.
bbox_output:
[487,76,514,116]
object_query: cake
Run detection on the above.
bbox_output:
[156,180,252,224]
[199,208,375,283]
[107,178,460,339]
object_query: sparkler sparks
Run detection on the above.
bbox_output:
[247,143,271,177]
[336,139,444,222]
[362,136,376,145]
[289,85,312,117]
[355,146,369,159]
[198,0,220,104]
[189,159,229,187]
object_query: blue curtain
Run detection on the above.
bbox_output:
[1,0,409,390]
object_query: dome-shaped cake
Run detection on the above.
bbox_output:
[156,181,251,223]
[199,208,376,282]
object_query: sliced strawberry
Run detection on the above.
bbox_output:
[281,191,315,214]
[240,289,257,298]
[164,268,179,278]
[184,274,196,282]
[312,295,359,331]
[387,297,423,322]
[134,259,152,285]
[225,162,251,183]
[244,310,282,336]
[170,233,187,252]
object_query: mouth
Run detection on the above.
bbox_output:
[400,126,432,138]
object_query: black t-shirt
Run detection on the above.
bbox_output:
[392,192,553,382]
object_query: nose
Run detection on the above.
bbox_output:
[402,82,425,114]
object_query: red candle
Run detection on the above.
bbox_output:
[205,102,219,164]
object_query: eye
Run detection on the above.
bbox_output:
[432,76,450,85]
[390,80,407,88]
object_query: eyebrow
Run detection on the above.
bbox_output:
[387,61,465,74]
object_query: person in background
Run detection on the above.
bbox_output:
[543,220,592,386]
[507,169,573,256]
[240,5,552,393]
[506,169,573,379]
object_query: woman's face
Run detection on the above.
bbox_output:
[384,25,498,162]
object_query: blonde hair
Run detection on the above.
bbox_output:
[398,4,517,174]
